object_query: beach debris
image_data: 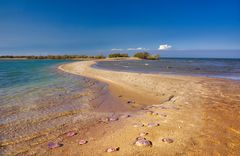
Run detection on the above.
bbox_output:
[106,147,120,153]
[135,138,152,147]
[146,111,158,116]
[127,100,135,104]
[133,123,144,127]
[109,116,119,121]
[146,111,154,115]
[119,114,131,119]
[66,131,77,137]
[99,117,110,123]
[139,132,148,137]
[147,123,159,128]
[48,142,62,149]
[118,95,122,97]
[79,139,88,145]
[160,114,167,117]
[162,138,174,143]
[159,106,168,109]
[151,112,159,116]
[168,95,175,101]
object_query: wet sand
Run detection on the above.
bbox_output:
[40,60,239,155]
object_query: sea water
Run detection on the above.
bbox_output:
[0,60,104,154]
[95,58,240,80]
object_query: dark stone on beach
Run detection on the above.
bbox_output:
[66,131,77,137]
[127,100,135,104]
[79,139,88,145]
[162,138,174,143]
[147,123,160,127]
[135,138,152,147]
[106,147,120,152]
[48,142,62,149]
[118,95,122,97]
[168,95,174,101]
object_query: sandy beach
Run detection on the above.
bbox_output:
[45,59,240,156]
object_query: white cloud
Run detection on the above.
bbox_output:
[127,47,149,51]
[158,44,172,50]
[111,48,123,51]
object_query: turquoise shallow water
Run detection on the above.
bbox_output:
[0,60,105,155]
[95,58,240,80]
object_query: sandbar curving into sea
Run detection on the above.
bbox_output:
[56,60,240,155]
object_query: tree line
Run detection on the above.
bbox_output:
[0,52,160,60]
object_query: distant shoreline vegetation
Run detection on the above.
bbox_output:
[0,52,160,60]
[0,55,106,60]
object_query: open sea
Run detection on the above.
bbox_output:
[95,58,240,80]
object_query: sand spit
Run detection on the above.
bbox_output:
[56,60,240,155]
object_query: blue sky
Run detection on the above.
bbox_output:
[0,0,240,57]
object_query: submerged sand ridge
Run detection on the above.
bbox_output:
[54,60,240,155]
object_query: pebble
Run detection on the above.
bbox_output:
[162,138,174,143]
[109,116,119,121]
[106,147,120,152]
[119,114,131,119]
[79,139,88,145]
[66,131,77,137]
[139,132,148,137]
[99,117,110,123]
[147,123,160,127]
[135,138,152,147]
[133,123,144,127]
[127,100,135,104]
[48,142,62,149]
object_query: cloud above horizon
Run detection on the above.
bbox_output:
[158,44,172,50]
[127,47,149,51]
[111,48,123,51]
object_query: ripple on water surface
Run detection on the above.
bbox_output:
[0,60,106,155]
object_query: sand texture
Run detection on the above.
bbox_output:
[35,60,240,155]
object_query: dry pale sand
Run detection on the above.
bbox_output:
[48,60,240,156]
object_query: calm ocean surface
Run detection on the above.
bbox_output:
[0,60,104,155]
[95,58,240,80]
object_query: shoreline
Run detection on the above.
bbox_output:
[56,60,240,155]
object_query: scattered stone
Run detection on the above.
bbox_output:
[109,116,119,121]
[127,100,135,104]
[66,131,77,137]
[118,95,122,98]
[162,138,174,143]
[159,106,168,109]
[152,112,159,116]
[146,111,154,115]
[99,117,110,123]
[106,147,120,153]
[135,138,152,147]
[160,114,167,117]
[79,139,88,145]
[119,114,131,119]
[48,142,62,149]
[139,132,148,137]
[168,95,174,101]
[133,123,144,127]
[147,123,159,128]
